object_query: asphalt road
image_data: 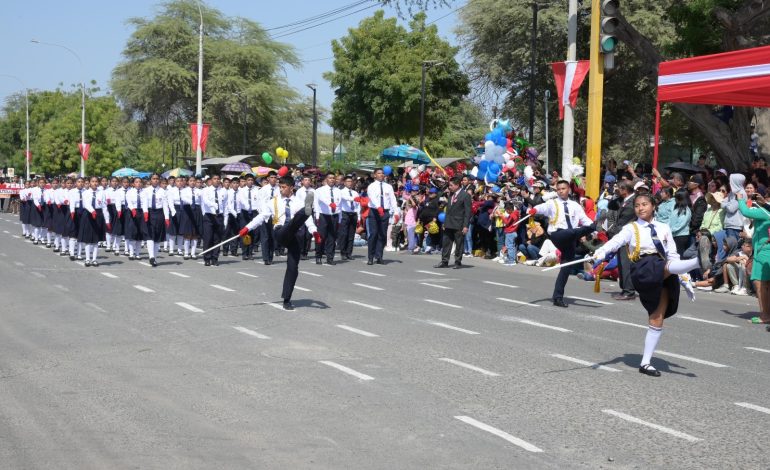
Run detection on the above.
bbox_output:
[0,214,768,469]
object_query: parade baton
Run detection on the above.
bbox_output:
[541,256,593,272]
[198,233,241,257]
[511,213,532,228]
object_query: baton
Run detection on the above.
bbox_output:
[199,233,241,257]
[511,213,532,228]
[541,256,593,272]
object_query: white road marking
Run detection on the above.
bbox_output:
[592,316,647,329]
[353,282,383,291]
[656,350,729,368]
[497,297,540,307]
[566,295,613,305]
[519,319,572,333]
[267,302,286,310]
[30,272,45,278]
[416,270,446,276]
[602,409,702,442]
[0,253,6,256]
[359,270,385,277]
[550,354,621,372]
[75,261,85,267]
[175,302,203,313]
[420,282,452,290]
[319,360,374,381]
[12,235,21,239]
[237,271,258,278]
[300,270,323,277]
[13,261,24,266]
[134,285,155,293]
[483,281,519,289]
[293,286,311,292]
[2,230,8,233]
[428,321,480,335]
[210,284,235,292]
[53,284,69,292]
[337,324,379,337]
[425,299,462,309]
[676,316,739,328]
[138,261,152,267]
[439,358,500,376]
[169,272,190,278]
[85,302,106,313]
[346,300,382,310]
[233,326,271,340]
[454,416,543,452]
[197,261,205,265]
[745,346,770,354]
[735,402,770,415]
[101,272,118,279]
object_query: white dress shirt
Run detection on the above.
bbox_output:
[314,184,342,216]
[29,187,45,209]
[245,195,317,233]
[125,188,144,211]
[338,187,360,214]
[201,186,229,225]
[43,188,55,205]
[54,187,68,205]
[258,183,279,211]
[226,187,237,216]
[82,188,111,223]
[237,186,260,213]
[366,180,399,214]
[594,218,679,262]
[69,187,87,212]
[166,187,181,208]
[534,198,593,234]
[141,186,170,219]
[104,187,115,205]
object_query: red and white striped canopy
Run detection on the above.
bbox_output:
[658,45,770,107]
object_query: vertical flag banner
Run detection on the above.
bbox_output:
[551,60,591,120]
[78,143,91,161]
[190,123,211,153]
[25,150,32,162]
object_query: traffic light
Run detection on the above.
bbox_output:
[600,0,619,68]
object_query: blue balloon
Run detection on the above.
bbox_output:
[438,212,446,223]
[489,162,501,174]
[485,132,493,142]
[478,160,489,173]
[491,185,501,193]
[383,165,393,176]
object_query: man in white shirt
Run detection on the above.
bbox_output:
[237,174,260,260]
[257,171,279,265]
[201,174,227,266]
[365,168,400,265]
[294,174,314,259]
[336,175,360,260]
[221,177,240,257]
[314,173,341,265]
[528,180,595,307]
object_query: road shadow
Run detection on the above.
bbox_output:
[721,308,759,321]
[597,353,697,378]
[97,260,124,266]
[156,260,183,266]
[289,299,330,310]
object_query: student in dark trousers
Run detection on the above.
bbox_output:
[336,175,360,260]
[365,168,400,265]
[607,181,637,300]
[313,173,341,265]
[201,174,227,266]
[237,175,260,260]
[434,177,472,269]
[242,176,320,310]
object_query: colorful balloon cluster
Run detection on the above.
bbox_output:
[275,147,289,160]
[478,118,541,183]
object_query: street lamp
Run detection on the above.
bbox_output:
[31,39,86,177]
[232,91,248,155]
[0,75,30,180]
[420,60,443,150]
[195,0,204,176]
[306,83,318,168]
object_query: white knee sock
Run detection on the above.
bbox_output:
[85,244,93,261]
[105,233,112,247]
[183,239,190,256]
[176,236,184,253]
[168,238,175,254]
[147,240,156,259]
[92,244,99,261]
[641,325,663,367]
[191,239,198,257]
[128,241,135,257]
[69,238,76,254]
[667,258,699,275]
[55,234,61,249]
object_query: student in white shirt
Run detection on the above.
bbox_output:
[68,177,87,260]
[125,177,146,260]
[201,174,227,266]
[336,175,360,261]
[80,176,111,266]
[141,173,171,267]
[257,171,279,264]
[313,173,342,265]
[365,168,400,265]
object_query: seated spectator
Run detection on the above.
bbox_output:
[713,238,752,295]
[520,221,546,262]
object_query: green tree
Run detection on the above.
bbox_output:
[324,10,469,143]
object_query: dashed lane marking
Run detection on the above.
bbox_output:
[237,272,258,278]
[454,416,543,453]
[13,261,24,267]
[266,302,286,311]
[169,272,190,278]
[54,284,69,292]
[175,302,203,313]
[134,285,155,293]
[602,409,702,442]
[75,261,85,267]
[566,295,613,305]
[428,321,480,335]
[416,270,446,276]
[85,302,106,313]
[336,324,379,337]
[550,354,621,372]
[677,316,739,328]
[233,326,270,340]
[439,358,500,376]
[319,361,374,381]
[210,284,235,292]
[294,286,311,292]
[353,282,383,291]
[656,350,729,368]
[300,270,323,277]
[592,316,647,329]
[745,346,770,354]
[483,281,519,289]
[359,270,385,277]
[138,261,152,267]
[101,272,118,279]
[346,300,382,310]
[12,235,21,239]
[735,402,770,415]
[420,282,452,290]
[519,319,571,333]
[424,299,462,309]
[30,272,45,278]
[497,297,539,307]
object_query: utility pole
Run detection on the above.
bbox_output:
[195,1,204,176]
[307,84,318,167]
[529,2,539,143]
[544,89,550,173]
[561,0,578,180]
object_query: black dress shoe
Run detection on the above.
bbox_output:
[325,260,336,266]
[375,259,384,265]
[434,263,449,268]
[316,258,322,265]
[264,260,272,266]
[300,255,309,261]
[283,301,295,311]
[612,293,636,301]
[367,259,374,265]
[452,262,462,269]
[150,258,158,267]
[184,255,190,260]
[553,299,568,308]
[69,255,76,261]
[639,364,661,377]
[212,259,219,266]
[204,260,211,266]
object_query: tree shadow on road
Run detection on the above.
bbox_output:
[597,353,698,378]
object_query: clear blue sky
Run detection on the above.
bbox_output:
[1,0,461,130]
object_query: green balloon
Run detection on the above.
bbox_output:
[262,152,273,164]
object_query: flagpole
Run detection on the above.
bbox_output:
[561,0,578,181]
[195,1,204,176]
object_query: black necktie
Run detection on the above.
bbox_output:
[379,182,385,210]
[152,188,157,210]
[92,192,96,209]
[649,224,666,256]
[214,188,219,214]
[330,187,335,213]
[563,201,573,229]
[270,186,275,198]
[248,187,252,211]
[137,190,141,209]
[284,198,291,222]
[79,189,84,209]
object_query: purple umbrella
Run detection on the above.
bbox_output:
[221,162,252,173]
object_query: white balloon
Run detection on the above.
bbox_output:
[409,169,419,179]
[506,160,515,169]
[470,166,479,177]
[484,140,495,152]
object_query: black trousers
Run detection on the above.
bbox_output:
[337,211,357,257]
[549,226,595,301]
[617,246,636,296]
[317,213,338,261]
[239,210,256,258]
[260,219,274,262]
[202,213,224,261]
[222,216,238,254]
[277,211,311,301]
[367,210,389,261]
[440,228,464,265]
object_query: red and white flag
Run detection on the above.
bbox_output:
[25,150,32,163]
[78,143,91,161]
[551,60,590,120]
[190,123,211,153]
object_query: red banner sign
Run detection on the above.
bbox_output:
[78,143,91,161]
[0,183,23,195]
[190,123,211,153]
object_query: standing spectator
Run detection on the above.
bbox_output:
[501,202,520,265]
[716,173,746,261]
[687,174,708,239]
[607,180,637,301]
[737,192,770,324]
[671,189,693,255]
[655,187,674,224]
[434,177,471,269]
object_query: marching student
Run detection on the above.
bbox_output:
[67,178,88,260]
[258,171,279,265]
[56,178,74,256]
[365,168,400,265]
[52,178,70,254]
[337,175,360,261]
[241,176,319,310]
[236,174,260,260]
[104,177,118,252]
[201,174,227,266]
[81,176,111,266]
[166,176,183,257]
[295,174,314,260]
[593,193,701,377]
[528,180,595,307]
[19,180,32,238]
[179,176,199,260]
[314,173,341,265]
[222,177,239,257]
[29,177,46,244]
[141,173,171,267]
[125,177,146,260]
[43,179,57,247]
[111,178,129,256]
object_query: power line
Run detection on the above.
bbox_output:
[300,56,334,63]
[264,0,373,32]
[271,4,378,39]
[426,5,466,26]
